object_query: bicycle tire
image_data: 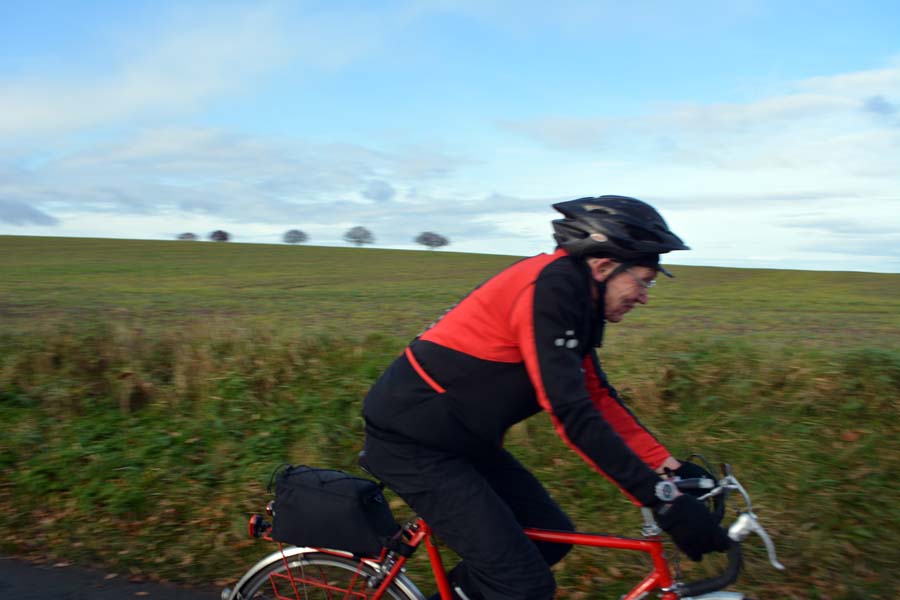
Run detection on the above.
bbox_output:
[237,551,422,600]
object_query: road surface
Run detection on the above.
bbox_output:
[0,557,222,600]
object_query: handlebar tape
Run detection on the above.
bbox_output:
[678,540,742,597]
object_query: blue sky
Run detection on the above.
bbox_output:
[1,0,898,272]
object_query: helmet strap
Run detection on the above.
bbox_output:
[610,258,674,279]
[593,290,607,347]
[582,260,608,347]
[609,262,633,280]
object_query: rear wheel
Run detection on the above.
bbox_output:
[238,551,421,600]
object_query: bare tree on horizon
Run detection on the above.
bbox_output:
[343,226,375,247]
[283,229,309,244]
[415,231,450,250]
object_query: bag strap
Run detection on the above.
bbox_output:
[311,471,370,486]
[268,464,378,489]
[266,463,292,493]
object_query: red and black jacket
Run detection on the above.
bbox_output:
[362,248,669,507]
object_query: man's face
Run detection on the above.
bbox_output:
[603,265,657,323]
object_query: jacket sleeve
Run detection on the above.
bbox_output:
[584,353,671,469]
[509,269,661,507]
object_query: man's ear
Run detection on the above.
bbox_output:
[586,258,617,282]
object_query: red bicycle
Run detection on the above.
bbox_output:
[222,463,783,600]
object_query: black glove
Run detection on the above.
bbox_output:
[654,495,731,561]
[672,461,716,498]
[671,460,726,524]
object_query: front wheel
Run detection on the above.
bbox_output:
[237,551,422,600]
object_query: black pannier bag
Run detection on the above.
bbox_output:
[269,465,399,556]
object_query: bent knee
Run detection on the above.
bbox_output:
[541,541,572,566]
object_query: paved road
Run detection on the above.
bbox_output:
[0,557,223,600]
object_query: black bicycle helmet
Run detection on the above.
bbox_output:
[552,196,689,266]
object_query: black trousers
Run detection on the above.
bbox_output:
[362,434,574,600]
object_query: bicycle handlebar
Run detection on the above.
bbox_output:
[676,540,743,598]
[672,476,716,491]
[667,467,784,596]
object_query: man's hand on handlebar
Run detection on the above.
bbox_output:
[654,495,731,561]
[658,457,726,524]
[671,461,717,498]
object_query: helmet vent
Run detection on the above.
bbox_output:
[623,224,662,243]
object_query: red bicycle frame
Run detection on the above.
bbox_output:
[362,518,678,600]
[524,527,676,600]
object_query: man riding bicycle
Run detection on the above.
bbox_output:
[361,196,730,600]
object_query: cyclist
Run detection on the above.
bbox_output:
[361,196,730,600]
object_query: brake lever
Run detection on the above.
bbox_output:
[702,466,785,571]
[754,517,786,570]
[728,512,786,570]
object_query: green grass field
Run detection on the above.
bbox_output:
[2,235,899,598]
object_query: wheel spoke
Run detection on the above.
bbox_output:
[240,552,418,600]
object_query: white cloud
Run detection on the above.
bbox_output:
[796,60,900,96]
[501,61,900,155]
[0,125,484,239]
[661,93,857,131]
